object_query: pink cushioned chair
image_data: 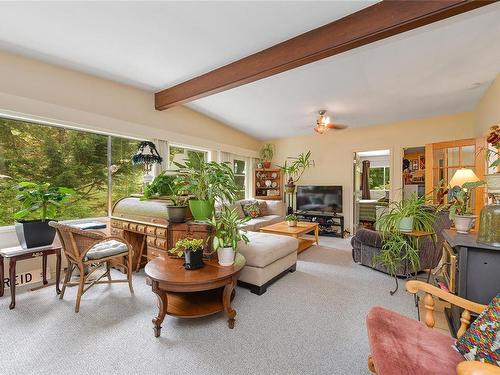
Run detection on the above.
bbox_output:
[366,280,500,375]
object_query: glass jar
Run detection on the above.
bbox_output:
[477,197,500,247]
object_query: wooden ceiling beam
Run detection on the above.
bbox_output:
[155,0,494,110]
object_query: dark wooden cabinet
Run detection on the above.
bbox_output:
[168,222,213,257]
[441,230,500,336]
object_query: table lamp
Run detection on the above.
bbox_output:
[449,168,479,188]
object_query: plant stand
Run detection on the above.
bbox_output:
[389,230,436,301]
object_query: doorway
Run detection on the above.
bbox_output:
[353,149,391,233]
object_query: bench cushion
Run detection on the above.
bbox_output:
[367,306,463,375]
[86,240,128,260]
[237,231,298,268]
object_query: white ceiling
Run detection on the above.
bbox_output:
[0,1,499,140]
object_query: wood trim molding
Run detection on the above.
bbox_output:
[155,0,494,110]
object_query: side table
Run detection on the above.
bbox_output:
[0,244,62,309]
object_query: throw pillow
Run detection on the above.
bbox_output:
[242,202,260,218]
[453,293,500,365]
[258,201,269,216]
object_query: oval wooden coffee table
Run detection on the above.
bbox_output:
[145,253,246,337]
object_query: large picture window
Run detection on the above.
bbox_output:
[0,117,144,226]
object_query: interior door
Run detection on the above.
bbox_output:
[425,138,485,215]
[353,153,362,233]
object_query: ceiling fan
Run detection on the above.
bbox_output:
[314,110,347,134]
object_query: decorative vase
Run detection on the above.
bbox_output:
[257,162,263,169]
[287,220,297,227]
[184,249,204,270]
[166,205,188,223]
[285,184,296,194]
[453,215,476,234]
[477,198,500,247]
[188,200,214,221]
[15,220,56,249]
[217,247,235,266]
[262,161,271,169]
[399,217,413,232]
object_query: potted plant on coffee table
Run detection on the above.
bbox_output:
[14,182,74,249]
[169,238,205,270]
[209,206,250,266]
[259,143,275,169]
[174,153,239,220]
[285,214,298,227]
[448,180,485,233]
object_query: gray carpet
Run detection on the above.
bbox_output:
[0,238,416,375]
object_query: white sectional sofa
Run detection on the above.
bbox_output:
[220,199,298,295]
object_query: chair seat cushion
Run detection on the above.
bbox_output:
[86,240,128,260]
[367,306,464,375]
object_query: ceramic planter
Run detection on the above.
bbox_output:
[262,161,271,169]
[454,215,476,234]
[184,249,204,270]
[15,220,56,249]
[217,247,235,266]
[188,199,214,221]
[287,220,297,227]
[285,184,296,194]
[167,205,188,223]
[399,217,414,232]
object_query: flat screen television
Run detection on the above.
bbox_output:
[296,185,343,214]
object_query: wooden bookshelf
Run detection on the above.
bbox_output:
[254,168,282,200]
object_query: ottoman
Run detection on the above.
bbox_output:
[237,231,298,295]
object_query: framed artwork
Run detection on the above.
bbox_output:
[411,159,419,171]
[419,155,425,170]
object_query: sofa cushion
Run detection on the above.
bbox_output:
[367,306,463,375]
[237,231,298,268]
[242,201,260,218]
[241,215,282,231]
[258,200,269,216]
[454,293,500,364]
[86,240,128,260]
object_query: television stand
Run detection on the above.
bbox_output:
[295,212,344,238]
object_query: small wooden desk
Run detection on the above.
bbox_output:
[0,244,61,309]
[259,221,319,253]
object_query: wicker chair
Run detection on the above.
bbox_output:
[49,221,134,313]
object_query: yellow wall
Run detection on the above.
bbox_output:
[475,73,500,137]
[0,50,260,156]
[266,112,475,232]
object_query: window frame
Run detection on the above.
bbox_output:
[369,166,390,191]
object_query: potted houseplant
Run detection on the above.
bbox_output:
[278,151,315,193]
[14,182,74,249]
[448,181,485,233]
[209,206,250,266]
[285,214,298,227]
[260,143,275,169]
[142,172,189,223]
[169,238,205,270]
[376,193,436,233]
[174,153,239,220]
[485,125,500,193]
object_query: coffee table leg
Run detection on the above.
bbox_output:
[0,256,4,297]
[55,250,61,295]
[151,281,168,337]
[315,225,319,245]
[9,259,16,310]
[223,277,237,329]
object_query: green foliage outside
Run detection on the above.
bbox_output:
[369,167,390,190]
[0,118,143,226]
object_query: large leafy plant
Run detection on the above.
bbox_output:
[209,206,250,252]
[278,151,315,186]
[174,153,239,204]
[447,180,485,219]
[374,193,438,278]
[143,172,188,206]
[259,143,275,162]
[14,182,74,221]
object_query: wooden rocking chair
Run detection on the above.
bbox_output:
[49,222,134,313]
[367,280,500,375]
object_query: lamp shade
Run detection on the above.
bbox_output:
[449,168,479,188]
[132,141,163,166]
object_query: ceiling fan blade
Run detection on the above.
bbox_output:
[327,123,347,130]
